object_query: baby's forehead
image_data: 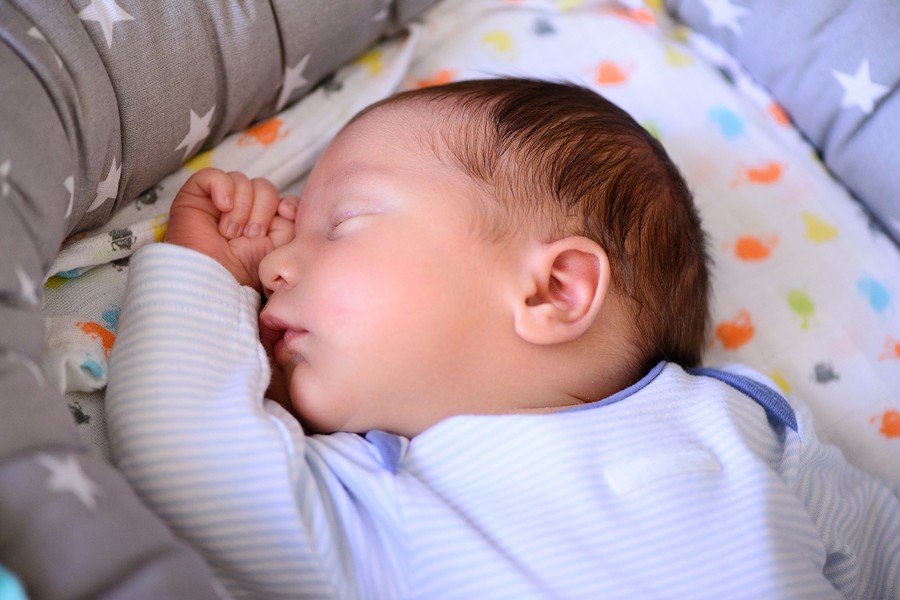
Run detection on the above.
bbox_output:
[357,98,475,145]
[318,103,479,188]
[335,110,463,182]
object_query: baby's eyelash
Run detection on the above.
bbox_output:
[328,211,355,230]
[326,207,382,238]
[326,210,359,240]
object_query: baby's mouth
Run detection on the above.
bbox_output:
[274,336,304,366]
[281,328,308,346]
[268,327,309,371]
[258,318,300,371]
[259,314,281,349]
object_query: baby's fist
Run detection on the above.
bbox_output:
[167,168,296,292]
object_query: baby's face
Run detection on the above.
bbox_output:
[258,106,524,437]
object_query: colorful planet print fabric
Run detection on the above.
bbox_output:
[43,0,900,484]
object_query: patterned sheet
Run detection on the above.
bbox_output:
[43,0,900,484]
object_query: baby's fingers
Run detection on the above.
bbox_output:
[219,171,254,239]
[267,196,298,247]
[242,178,281,238]
[206,171,235,214]
[174,167,233,215]
[277,195,299,221]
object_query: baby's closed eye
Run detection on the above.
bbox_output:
[327,209,383,239]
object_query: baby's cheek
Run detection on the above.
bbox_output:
[287,364,319,428]
[316,277,391,345]
[288,363,347,434]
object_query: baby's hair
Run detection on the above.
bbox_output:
[358,78,710,371]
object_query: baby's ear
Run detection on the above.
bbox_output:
[514,236,610,345]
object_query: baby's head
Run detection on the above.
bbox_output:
[259,78,710,437]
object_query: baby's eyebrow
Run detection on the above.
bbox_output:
[325,163,368,188]
[324,175,406,216]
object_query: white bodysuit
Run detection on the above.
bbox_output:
[106,244,900,600]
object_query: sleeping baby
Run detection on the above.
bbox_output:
[106,78,900,599]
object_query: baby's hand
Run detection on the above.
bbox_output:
[166,168,297,293]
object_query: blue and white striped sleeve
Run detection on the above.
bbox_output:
[105,244,384,599]
[786,400,900,599]
[723,363,900,598]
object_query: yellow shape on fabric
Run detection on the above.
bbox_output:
[482,30,515,58]
[767,370,792,394]
[355,49,384,75]
[672,25,691,43]
[557,0,585,10]
[45,275,68,289]
[152,214,168,242]
[644,0,664,13]
[801,211,838,243]
[185,149,213,172]
[664,44,694,68]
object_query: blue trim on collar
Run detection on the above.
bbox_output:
[365,362,670,470]
[365,430,406,473]
[364,362,797,472]
[688,367,798,432]
[566,360,667,412]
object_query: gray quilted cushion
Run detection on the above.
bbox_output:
[0,1,435,597]
[666,0,900,243]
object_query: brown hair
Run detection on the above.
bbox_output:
[362,78,710,371]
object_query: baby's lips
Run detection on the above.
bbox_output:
[258,311,286,350]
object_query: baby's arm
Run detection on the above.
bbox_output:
[107,169,406,597]
[165,167,297,292]
[106,244,358,597]
[785,402,900,598]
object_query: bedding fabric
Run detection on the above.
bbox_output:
[4,0,900,597]
[0,1,435,598]
[665,0,900,243]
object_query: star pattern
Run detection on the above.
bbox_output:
[77,0,135,49]
[64,175,75,220]
[0,159,10,197]
[373,0,390,22]
[276,54,311,111]
[88,157,120,213]
[28,27,63,69]
[700,0,748,36]
[833,59,889,115]
[175,106,215,160]
[15,264,39,307]
[36,454,101,511]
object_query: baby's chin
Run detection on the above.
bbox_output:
[267,363,335,434]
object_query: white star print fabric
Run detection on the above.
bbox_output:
[175,107,216,160]
[666,0,900,242]
[0,1,436,598]
[88,157,121,213]
[77,0,134,48]
[698,0,747,35]
[36,453,102,511]
[833,59,890,115]
[277,54,311,111]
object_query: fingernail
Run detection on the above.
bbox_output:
[222,195,232,209]
[246,223,261,238]
[226,222,238,238]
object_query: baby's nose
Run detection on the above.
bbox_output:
[258,244,297,297]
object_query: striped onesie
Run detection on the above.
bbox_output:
[107,244,900,599]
